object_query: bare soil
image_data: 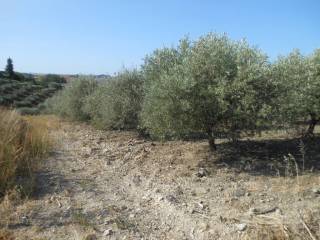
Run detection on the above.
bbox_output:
[1,120,320,239]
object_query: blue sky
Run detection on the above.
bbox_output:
[0,0,319,74]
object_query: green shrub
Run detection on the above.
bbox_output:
[24,95,39,104]
[46,87,58,93]
[13,100,33,108]
[38,74,66,86]
[14,72,35,83]
[3,94,15,102]
[0,97,5,105]
[44,78,97,121]
[31,84,42,90]
[0,78,10,84]
[0,83,15,93]
[48,82,63,89]
[84,69,144,129]
[17,107,40,115]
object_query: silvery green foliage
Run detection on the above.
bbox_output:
[272,49,320,134]
[140,33,273,148]
[45,77,97,121]
[140,38,193,138]
[84,69,143,130]
[308,49,320,118]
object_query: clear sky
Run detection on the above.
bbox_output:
[0,0,319,75]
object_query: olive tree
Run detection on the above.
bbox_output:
[84,69,144,130]
[307,49,320,135]
[45,77,97,121]
[141,33,273,150]
[140,38,193,138]
[272,49,320,136]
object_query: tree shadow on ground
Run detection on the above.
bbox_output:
[209,135,320,176]
[33,170,68,198]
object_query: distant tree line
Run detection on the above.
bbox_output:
[45,32,320,150]
[1,58,66,86]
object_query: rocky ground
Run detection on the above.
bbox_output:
[1,120,320,240]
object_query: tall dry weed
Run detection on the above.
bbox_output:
[0,109,51,196]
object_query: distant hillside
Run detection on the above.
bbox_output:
[0,73,65,114]
[60,74,112,82]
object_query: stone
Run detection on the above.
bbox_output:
[233,188,246,198]
[166,194,178,204]
[133,175,142,186]
[248,207,258,215]
[196,168,207,178]
[275,208,282,215]
[235,223,247,231]
[198,201,205,210]
[84,234,97,240]
[21,216,30,225]
[103,229,113,236]
[312,188,320,194]
[158,196,164,201]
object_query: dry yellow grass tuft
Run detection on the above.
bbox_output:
[0,108,52,197]
[242,210,320,240]
[0,229,14,240]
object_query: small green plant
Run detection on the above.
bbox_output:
[284,154,299,183]
[71,209,92,228]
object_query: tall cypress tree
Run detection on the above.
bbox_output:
[5,58,14,78]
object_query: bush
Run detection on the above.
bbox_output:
[140,33,274,150]
[84,69,144,129]
[44,78,97,121]
[39,74,66,86]
[17,107,40,115]
[0,109,51,196]
[13,100,33,108]
[48,82,63,90]
[14,72,35,83]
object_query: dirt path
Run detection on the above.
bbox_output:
[4,121,320,240]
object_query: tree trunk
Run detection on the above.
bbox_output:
[305,114,319,137]
[207,127,217,151]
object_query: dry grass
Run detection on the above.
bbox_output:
[0,108,52,197]
[22,114,61,131]
[242,210,320,240]
[0,229,14,240]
